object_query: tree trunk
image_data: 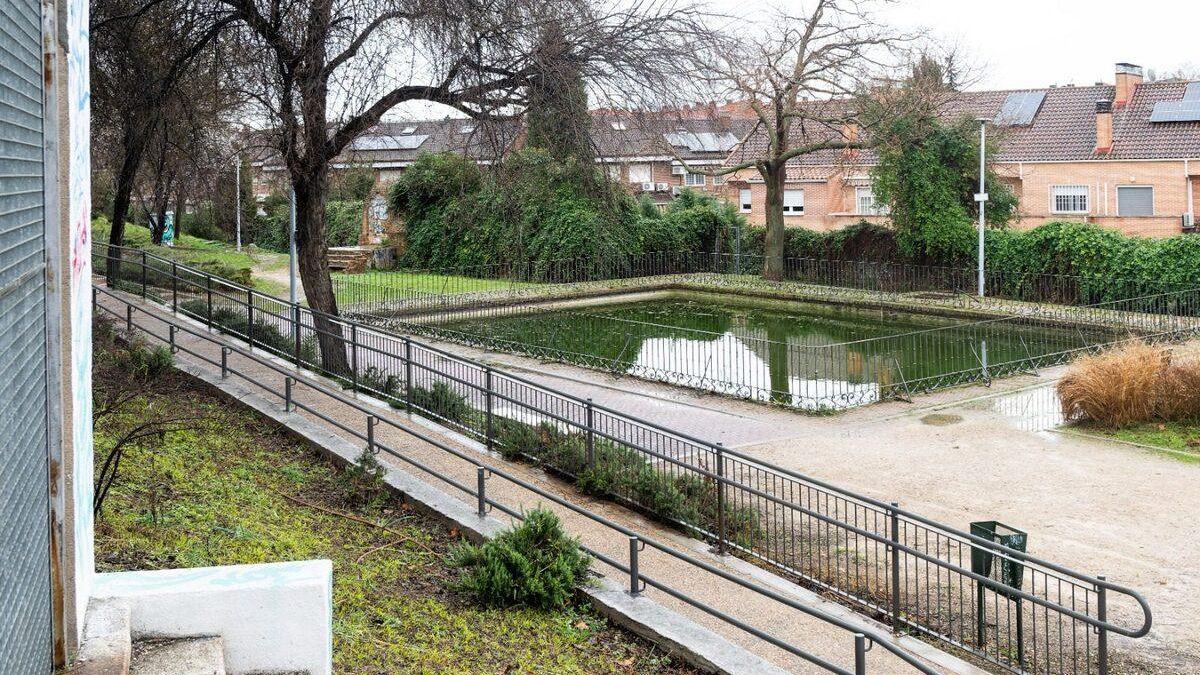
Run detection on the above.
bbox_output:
[294,174,350,375]
[174,187,186,239]
[762,163,786,281]
[107,117,153,280]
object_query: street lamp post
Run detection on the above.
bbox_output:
[289,187,298,305]
[234,157,242,252]
[975,117,989,298]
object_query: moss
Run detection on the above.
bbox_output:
[92,340,693,674]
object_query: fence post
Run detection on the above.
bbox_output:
[171,261,178,310]
[889,502,901,632]
[367,415,376,455]
[292,305,302,365]
[246,289,254,349]
[168,325,176,354]
[716,443,727,555]
[628,536,640,595]
[205,276,213,329]
[476,467,487,517]
[585,398,595,469]
[854,634,867,675]
[1098,576,1109,675]
[284,376,294,412]
[350,324,359,392]
[140,250,147,298]
[484,367,494,452]
[125,304,132,332]
[404,338,414,409]
[220,347,229,378]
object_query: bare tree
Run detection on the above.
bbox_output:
[222,0,711,370]
[700,0,912,280]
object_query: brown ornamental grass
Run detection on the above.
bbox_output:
[1058,341,1200,428]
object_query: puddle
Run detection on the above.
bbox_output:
[992,384,1065,433]
[920,413,963,426]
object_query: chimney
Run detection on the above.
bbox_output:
[1095,100,1113,155]
[841,119,860,160]
[1114,63,1143,108]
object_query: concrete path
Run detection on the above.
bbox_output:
[97,289,978,675]
[405,335,1200,672]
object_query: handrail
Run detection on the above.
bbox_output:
[93,283,938,675]
[96,242,1156,668]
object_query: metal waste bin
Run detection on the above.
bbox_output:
[970,520,1029,666]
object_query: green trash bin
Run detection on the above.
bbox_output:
[970,520,1028,593]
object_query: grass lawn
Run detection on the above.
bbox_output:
[334,270,537,305]
[91,323,693,674]
[1084,421,1200,462]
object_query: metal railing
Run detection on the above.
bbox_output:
[96,244,1154,674]
[94,283,935,675]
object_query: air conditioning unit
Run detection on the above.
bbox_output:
[671,186,683,197]
[1184,213,1196,230]
[655,182,670,192]
[640,181,655,192]
[670,165,686,176]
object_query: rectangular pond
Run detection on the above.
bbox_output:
[439,292,1119,410]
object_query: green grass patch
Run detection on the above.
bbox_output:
[334,270,537,305]
[1085,421,1200,462]
[92,330,691,674]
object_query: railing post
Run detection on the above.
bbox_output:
[628,536,640,595]
[854,633,867,675]
[220,347,229,378]
[716,443,727,555]
[284,376,294,412]
[171,261,178,310]
[140,250,147,298]
[476,467,487,517]
[292,305,302,365]
[125,304,132,332]
[367,415,376,455]
[484,367,494,452]
[585,398,595,469]
[205,276,213,329]
[168,325,176,353]
[350,324,359,391]
[889,502,901,632]
[246,289,254,349]
[404,338,414,410]
[1098,576,1109,675]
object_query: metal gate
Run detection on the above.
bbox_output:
[0,0,53,668]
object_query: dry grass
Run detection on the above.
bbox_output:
[1058,341,1200,427]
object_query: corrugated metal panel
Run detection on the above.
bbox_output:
[1117,186,1155,217]
[0,0,52,669]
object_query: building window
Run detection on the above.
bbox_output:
[712,173,726,186]
[856,187,888,215]
[782,189,804,215]
[1050,185,1089,214]
[740,188,752,213]
[628,163,652,183]
[684,171,705,187]
[1117,186,1154,216]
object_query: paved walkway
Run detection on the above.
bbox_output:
[403,334,1200,672]
[97,288,971,675]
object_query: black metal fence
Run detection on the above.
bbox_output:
[331,252,1200,411]
[96,244,1154,674]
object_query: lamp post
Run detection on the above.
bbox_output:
[289,187,298,305]
[975,117,989,298]
[234,156,242,252]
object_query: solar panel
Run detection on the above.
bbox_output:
[994,90,1046,126]
[350,134,429,150]
[662,131,739,153]
[1149,101,1200,123]
[1184,82,1200,101]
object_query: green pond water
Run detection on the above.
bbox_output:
[443,293,1115,409]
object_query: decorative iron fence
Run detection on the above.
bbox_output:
[96,244,1154,674]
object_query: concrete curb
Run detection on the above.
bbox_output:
[69,599,132,675]
[175,360,793,675]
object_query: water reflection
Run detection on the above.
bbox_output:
[992,385,1065,432]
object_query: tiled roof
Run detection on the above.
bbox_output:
[1110,81,1200,159]
[590,115,754,162]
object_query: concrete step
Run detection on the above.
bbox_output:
[130,637,226,675]
[68,599,132,675]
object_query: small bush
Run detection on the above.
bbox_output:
[450,508,591,609]
[1154,356,1200,421]
[341,448,387,504]
[410,381,470,423]
[1058,342,1168,427]
[117,342,174,380]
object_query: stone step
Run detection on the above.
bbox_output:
[130,637,226,675]
[68,599,132,675]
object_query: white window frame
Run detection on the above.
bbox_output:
[1050,185,1089,214]
[1116,185,1155,217]
[855,187,889,216]
[684,171,705,187]
[627,162,652,184]
[712,173,726,186]
[739,188,752,213]
[782,189,805,215]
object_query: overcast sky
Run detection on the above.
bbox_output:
[715,0,1200,90]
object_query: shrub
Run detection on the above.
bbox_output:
[410,380,470,423]
[450,507,591,609]
[1153,355,1200,421]
[117,342,174,380]
[341,448,387,505]
[1058,342,1167,427]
